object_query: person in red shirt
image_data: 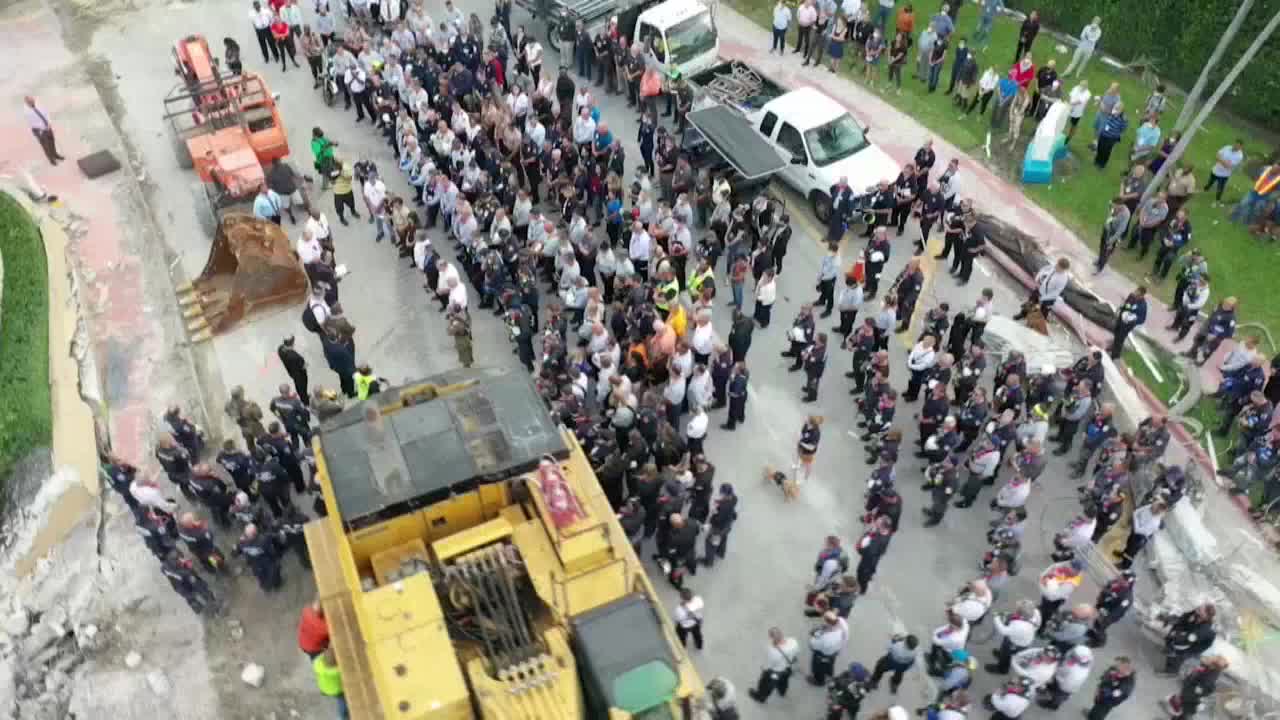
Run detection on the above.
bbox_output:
[297,598,331,659]
[1009,54,1035,92]
[270,13,298,72]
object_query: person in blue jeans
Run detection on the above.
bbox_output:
[972,0,1004,47]
[875,0,894,30]
[771,0,792,53]
[927,37,948,92]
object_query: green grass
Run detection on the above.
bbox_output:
[0,192,51,490]
[728,0,1280,340]
[1123,344,1233,465]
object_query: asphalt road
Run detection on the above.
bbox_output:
[82,0,1181,716]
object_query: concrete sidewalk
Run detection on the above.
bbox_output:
[713,9,1238,390]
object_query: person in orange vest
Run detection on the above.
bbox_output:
[1231,164,1280,225]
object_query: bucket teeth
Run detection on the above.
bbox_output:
[176,281,194,294]
[189,329,212,343]
[182,305,205,320]
[187,316,209,332]
[177,293,200,307]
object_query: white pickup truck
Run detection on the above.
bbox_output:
[688,63,900,224]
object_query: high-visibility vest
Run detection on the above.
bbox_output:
[688,269,714,297]
[1255,166,1280,195]
[655,280,679,311]
[355,372,376,400]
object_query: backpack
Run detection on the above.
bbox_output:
[301,302,322,333]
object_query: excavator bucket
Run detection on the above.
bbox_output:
[177,212,307,341]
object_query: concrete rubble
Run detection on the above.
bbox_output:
[240,663,265,689]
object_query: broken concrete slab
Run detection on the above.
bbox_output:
[144,670,170,696]
[240,663,264,688]
[123,651,141,669]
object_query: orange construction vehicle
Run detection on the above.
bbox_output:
[164,34,290,229]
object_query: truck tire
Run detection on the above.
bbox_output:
[811,192,832,225]
[547,27,560,53]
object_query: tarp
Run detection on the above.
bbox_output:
[687,105,786,181]
[975,214,1119,329]
[571,593,679,713]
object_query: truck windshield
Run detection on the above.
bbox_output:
[664,13,717,67]
[804,114,869,167]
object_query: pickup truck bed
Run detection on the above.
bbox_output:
[687,61,785,113]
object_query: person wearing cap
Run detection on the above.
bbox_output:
[807,610,850,685]
[825,661,870,720]
[748,627,800,703]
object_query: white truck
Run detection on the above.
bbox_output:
[525,0,721,80]
[689,63,900,224]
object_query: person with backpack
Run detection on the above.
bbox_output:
[301,288,331,336]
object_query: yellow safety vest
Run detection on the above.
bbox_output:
[655,280,679,311]
[355,372,376,400]
[313,656,343,697]
[1255,166,1280,195]
[688,269,714,297]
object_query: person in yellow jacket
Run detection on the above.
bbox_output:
[668,302,689,339]
[313,648,348,719]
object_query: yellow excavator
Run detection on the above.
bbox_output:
[304,368,706,720]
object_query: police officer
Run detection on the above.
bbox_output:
[262,421,307,494]
[1087,571,1135,647]
[854,515,893,592]
[235,523,284,592]
[216,438,257,499]
[252,447,293,518]
[663,513,701,588]
[1070,403,1117,478]
[702,483,737,566]
[134,505,179,559]
[801,333,829,402]
[103,454,140,511]
[1158,603,1217,675]
[275,506,313,570]
[177,512,226,573]
[278,336,309,402]
[161,550,218,614]
[619,497,646,555]
[1164,656,1228,719]
[189,463,235,527]
[270,383,314,451]
[163,404,204,459]
[922,452,959,527]
[825,661,870,720]
[1084,657,1135,720]
[155,433,196,501]
[721,363,749,431]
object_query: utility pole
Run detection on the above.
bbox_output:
[1174,0,1255,133]
[1138,7,1280,208]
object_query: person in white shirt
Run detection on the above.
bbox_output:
[686,364,713,412]
[304,206,331,244]
[628,221,652,280]
[689,314,718,364]
[926,611,970,675]
[685,407,709,455]
[22,96,64,165]
[525,40,544,82]
[988,599,1042,673]
[248,1,277,63]
[572,107,597,149]
[807,611,850,684]
[994,473,1031,510]
[297,228,323,266]
[363,173,389,242]
[443,276,468,313]
[412,235,432,272]
[749,627,800,702]
[1064,17,1102,77]
[434,260,461,309]
[770,0,792,54]
[1041,645,1093,709]
[1065,82,1093,144]
[1019,257,1071,319]
[794,0,818,55]
[754,270,778,327]
[673,588,705,649]
[1117,500,1167,569]
[949,579,993,624]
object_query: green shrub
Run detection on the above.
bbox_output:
[0,192,52,489]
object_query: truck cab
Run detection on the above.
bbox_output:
[747,86,900,224]
[631,0,720,80]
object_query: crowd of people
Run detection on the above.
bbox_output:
[88,0,1272,718]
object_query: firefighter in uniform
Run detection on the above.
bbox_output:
[161,551,218,615]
